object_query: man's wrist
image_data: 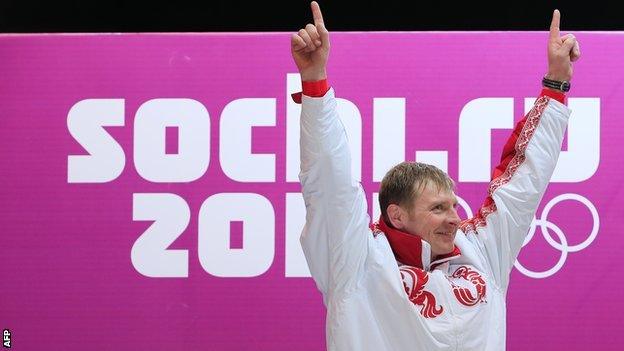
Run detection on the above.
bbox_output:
[301,69,327,82]
[545,73,571,82]
[542,75,570,93]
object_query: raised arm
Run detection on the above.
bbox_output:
[459,10,581,290]
[293,2,370,301]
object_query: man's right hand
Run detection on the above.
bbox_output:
[291,1,330,81]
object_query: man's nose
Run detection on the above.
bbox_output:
[447,208,461,226]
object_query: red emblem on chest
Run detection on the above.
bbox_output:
[399,266,443,318]
[449,266,487,306]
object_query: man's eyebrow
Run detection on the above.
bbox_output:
[433,199,458,208]
[431,200,454,207]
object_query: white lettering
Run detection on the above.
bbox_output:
[134,99,210,182]
[198,193,275,277]
[132,193,190,277]
[67,99,125,183]
[220,98,276,182]
[373,98,406,181]
[285,193,311,277]
[416,151,448,173]
[459,98,514,182]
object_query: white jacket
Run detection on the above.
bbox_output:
[299,88,570,350]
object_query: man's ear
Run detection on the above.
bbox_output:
[386,204,406,230]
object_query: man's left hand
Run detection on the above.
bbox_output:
[547,10,581,82]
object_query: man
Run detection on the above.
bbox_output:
[291,2,580,350]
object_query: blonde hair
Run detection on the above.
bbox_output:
[378,162,455,225]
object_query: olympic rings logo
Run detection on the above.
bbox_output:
[456,193,599,279]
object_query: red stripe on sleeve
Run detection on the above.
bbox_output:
[460,96,551,234]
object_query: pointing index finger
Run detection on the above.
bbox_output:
[311,1,324,27]
[550,9,560,40]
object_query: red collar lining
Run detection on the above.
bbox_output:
[373,216,461,270]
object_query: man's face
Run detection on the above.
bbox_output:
[398,183,461,257]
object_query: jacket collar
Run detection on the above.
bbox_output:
[371,216,461,271]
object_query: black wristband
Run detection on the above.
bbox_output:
[542,76,570,92]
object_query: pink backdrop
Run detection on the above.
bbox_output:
[0,32,620,350]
